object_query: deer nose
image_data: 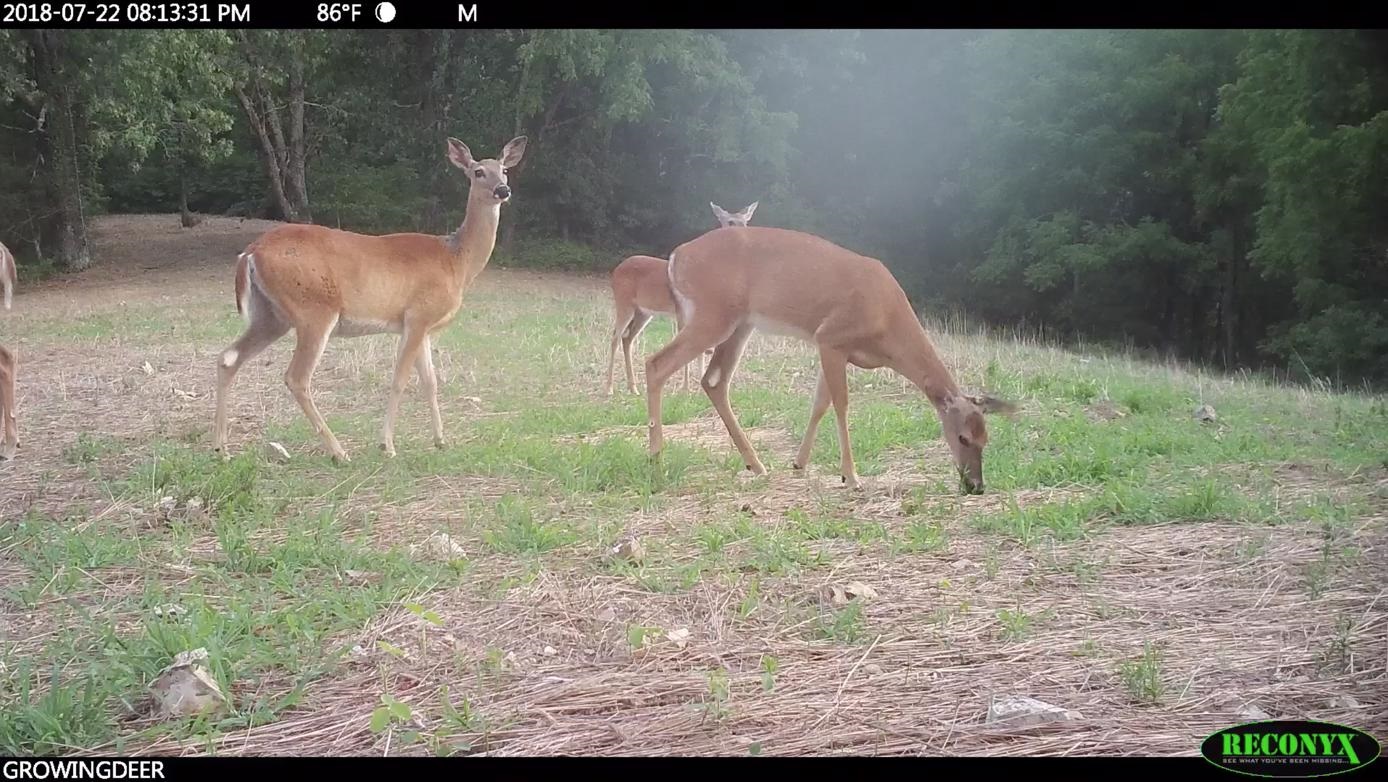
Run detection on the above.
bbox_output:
[494,184,511,199]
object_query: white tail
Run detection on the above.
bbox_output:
[0,240,17,460]
[645,225,1017,494]
[213,134,528,463]
[603,200,759,396]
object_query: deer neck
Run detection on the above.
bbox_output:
[893,325,963,410]
[446,192,503,286]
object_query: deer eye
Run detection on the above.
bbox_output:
[957,434,970,447]
[474,169,485,178]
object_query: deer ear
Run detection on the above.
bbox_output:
[966,393,1021,417]
[447,138,474,170]
[739,201,759,221]
[710,202,728,219]
[500,136,528,167]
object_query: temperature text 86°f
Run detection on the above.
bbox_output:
[317,3,361,21]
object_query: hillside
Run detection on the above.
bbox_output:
[0,214,1384,756]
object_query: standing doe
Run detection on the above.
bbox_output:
[213,135,528,463]
[603,200,757,396]
[0,240,17,460]
[644,225,1016,494]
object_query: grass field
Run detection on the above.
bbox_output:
[0,214,1385,756]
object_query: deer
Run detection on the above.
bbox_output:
[0,240,17,461]
[212,134,528,464]
[643,225,1017,495]
[603,200,758,396]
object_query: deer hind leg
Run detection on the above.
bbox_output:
[622,311,653,395]
[817,347,861,490]
[644,316,734,459]
[0,345,16,461]
[700,323,765,475]
[793,368,831,472]
[212,301,290,458]
[284,316,349,464]
[381,320,431,458]
[413,333,445,449]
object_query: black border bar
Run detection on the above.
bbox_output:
[1,2,1384,29]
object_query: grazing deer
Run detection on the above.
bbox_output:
[644,226,1016,494]
[603,200,758,396]
[212,135,528,463]
[0,240,17,461]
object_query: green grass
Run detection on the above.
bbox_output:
[3,253,1386,756]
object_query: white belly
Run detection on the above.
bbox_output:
[332,317,400,338]
[748,313,815,341]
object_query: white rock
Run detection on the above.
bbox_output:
[411,531,465,560]
[265,442,292,463]
[147,648,227,720]
[987,695,1082,727]
[1238,703,1271,721]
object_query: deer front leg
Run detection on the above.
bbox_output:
[382,322,429,458]
[793,368,831,472]
[414,333,445,449]
[818,347,860,490]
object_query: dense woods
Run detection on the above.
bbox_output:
[1,29,1385,387]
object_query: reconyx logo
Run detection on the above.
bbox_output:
[1201,720,1381,778]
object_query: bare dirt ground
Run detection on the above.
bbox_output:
[0,214,1385,757]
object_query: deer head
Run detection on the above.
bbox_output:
[940,393,1019,494]
[710,201,758,227]
[448,136,528,203]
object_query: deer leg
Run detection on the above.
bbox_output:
[700,323,765,475]
[622,312,652,395]
[0,345,15,461]
[381,321,430,458]
[818,347,860,490]
[644,318,732,458]
[284,317,349,464]
[676,317,695,392]
[793,368,831,471]
[606,305,635,397]
[212,308,290,458]
[414,333,445,449]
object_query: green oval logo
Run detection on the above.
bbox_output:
[1201,719,1382,778]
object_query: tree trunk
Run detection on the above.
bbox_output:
[285,48,311,221]
[1221,232,1241,369]
[234,84,297,222]
[27,30,92,271]
[234,31,309,223]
